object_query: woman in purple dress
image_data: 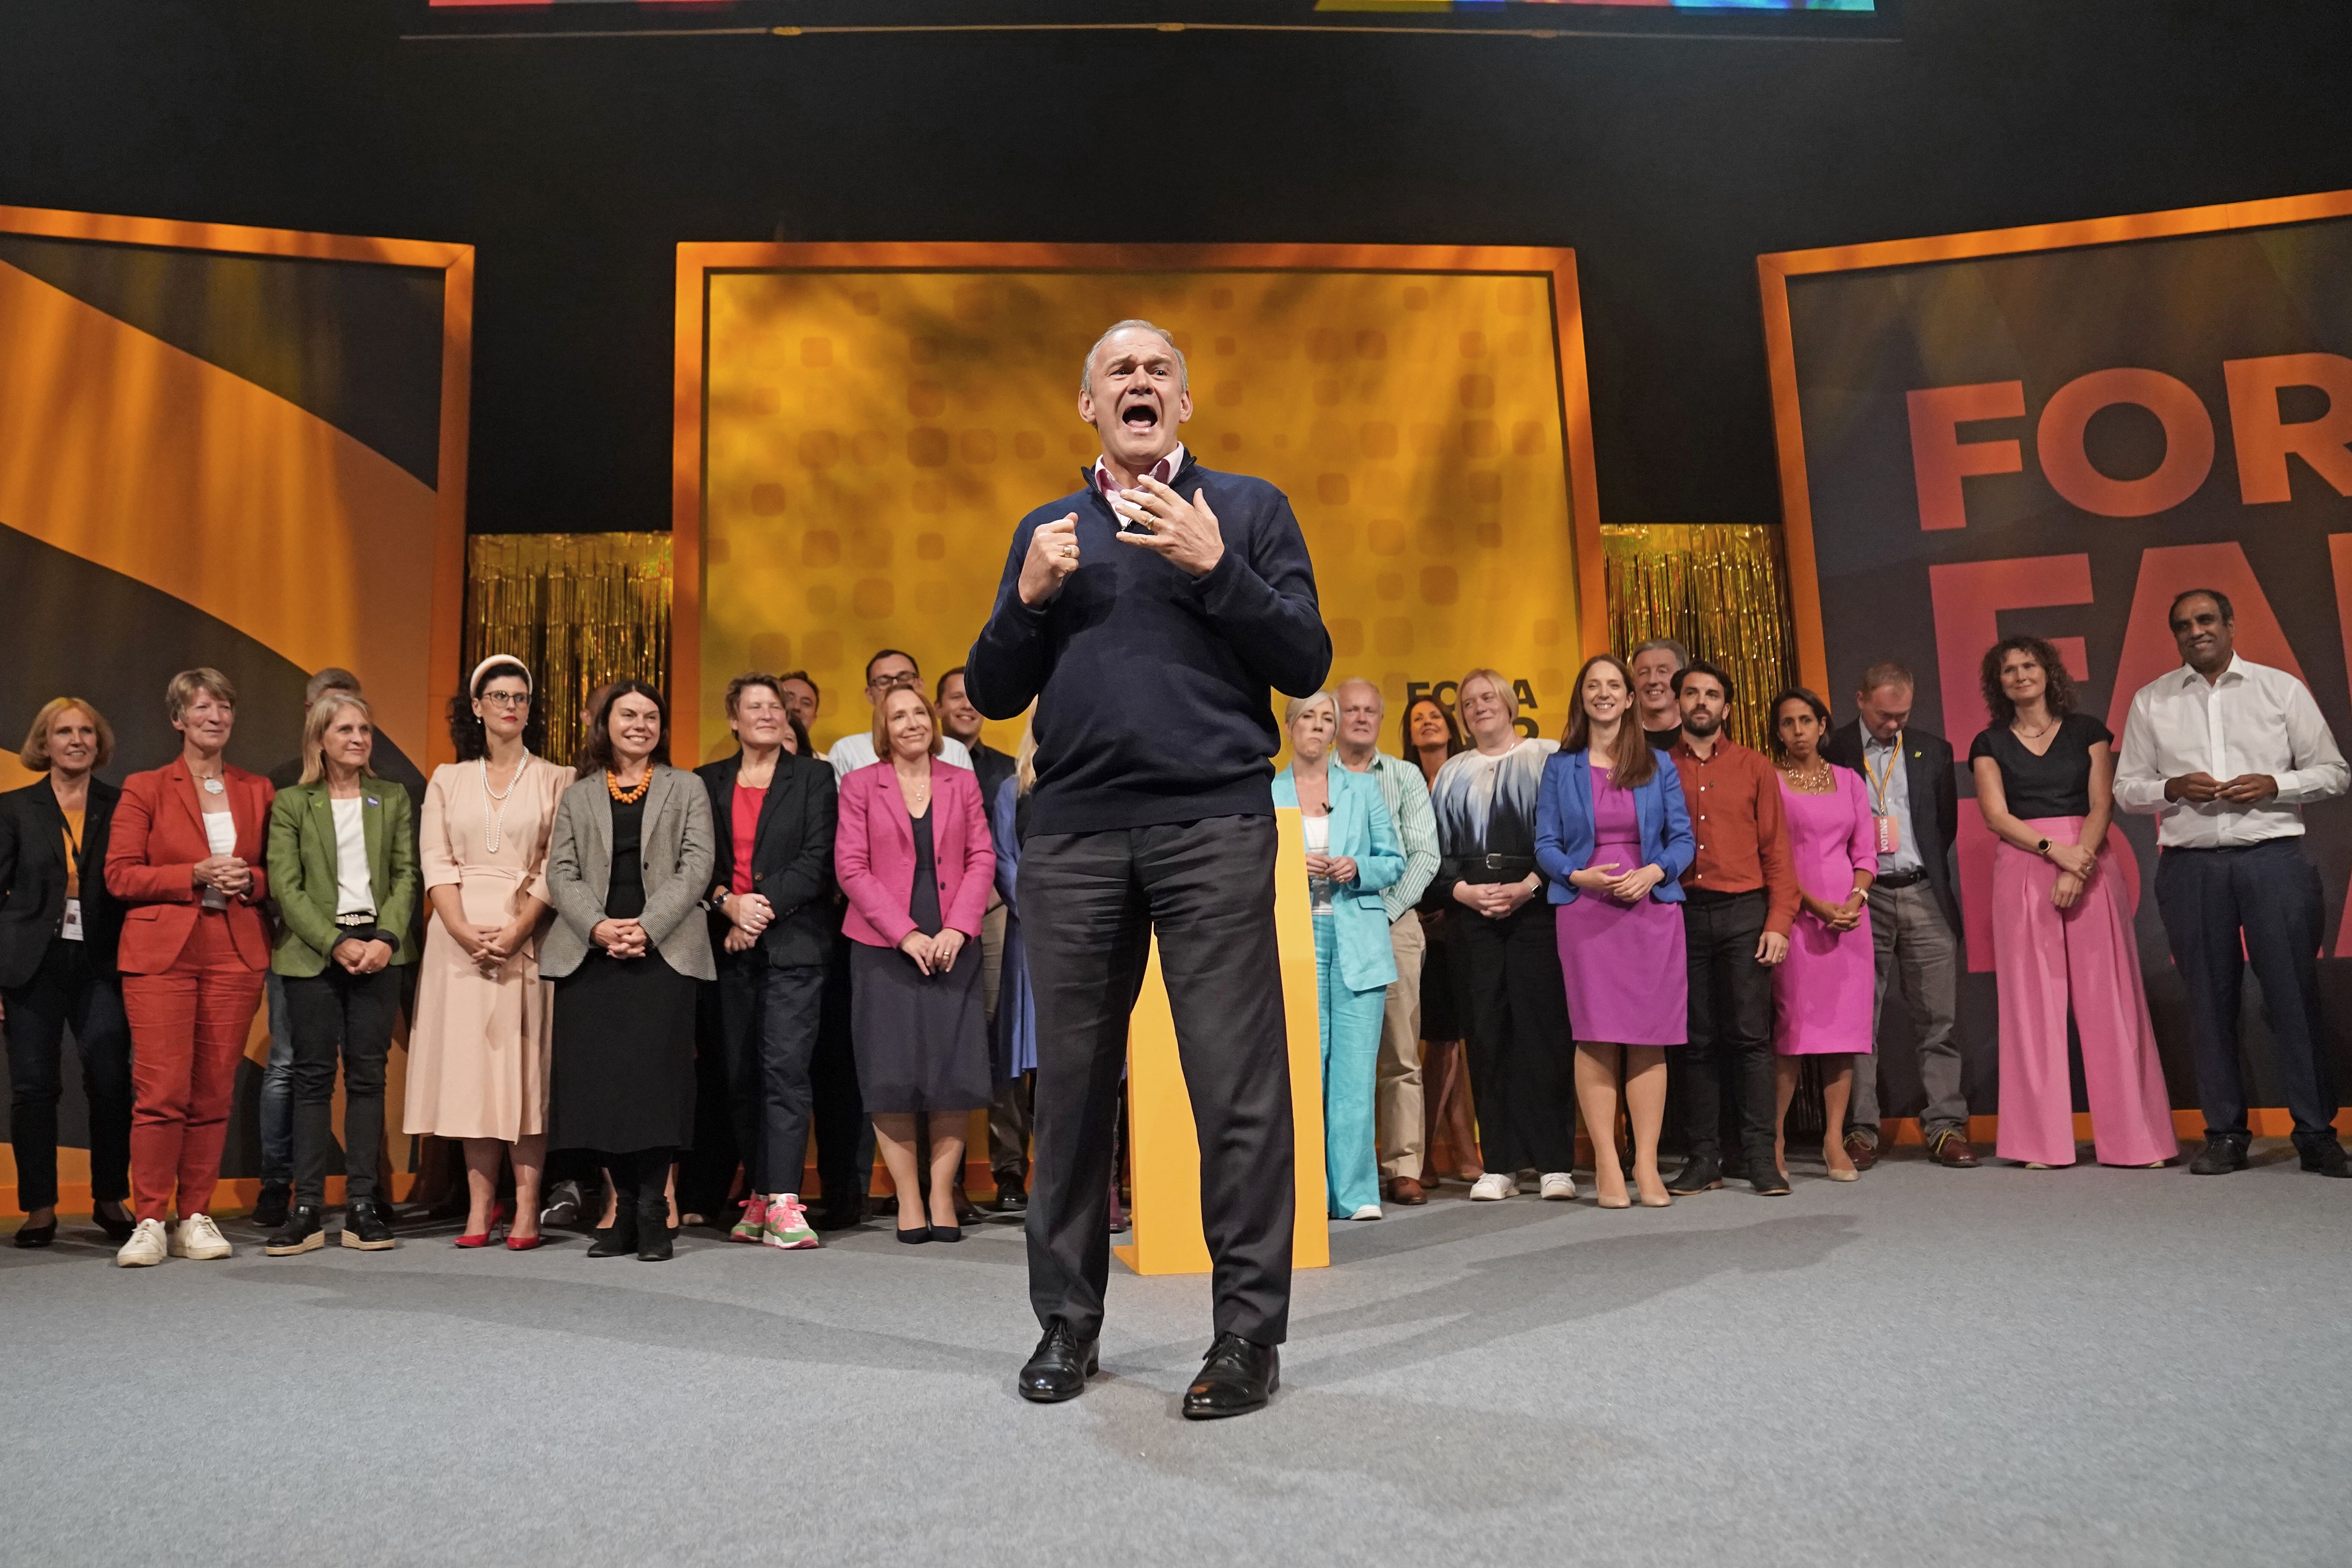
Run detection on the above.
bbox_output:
[1534,655,1695,1208]
[1766,689,1877,1184]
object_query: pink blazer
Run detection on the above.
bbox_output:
[835,760,994,948]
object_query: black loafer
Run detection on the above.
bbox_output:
[2189,1136,2250,1176]
[1751,1166,1792,1197]
[1018,1321,1099,1403]
[2298,1139,2350,1178]
[13,1219,57,1249]
[265,1204,327,1255]
[251,1182,293,1231]
[1183,1333,1279,1420]
[1666,1156,1723,1195]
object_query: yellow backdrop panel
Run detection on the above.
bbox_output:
[691,256,1593,758]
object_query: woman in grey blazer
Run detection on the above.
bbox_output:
[544,682,715,1262]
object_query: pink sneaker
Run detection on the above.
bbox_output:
[729,1196,769,1243]
[762,1194,819,1250]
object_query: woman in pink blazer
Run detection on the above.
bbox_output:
[835,686,995,1243]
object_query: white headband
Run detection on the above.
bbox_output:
[469,654,531,695]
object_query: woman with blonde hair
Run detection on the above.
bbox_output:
[260,692,419,1254]
[106,669,274,1266]
[1,699,134,1247]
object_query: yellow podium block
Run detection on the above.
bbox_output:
[1113,808,1329,1276]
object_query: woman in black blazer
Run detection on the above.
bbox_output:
[691,674,838,1250]
[0,699,134,1247]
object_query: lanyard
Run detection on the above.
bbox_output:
[1862,732,1901,815]
[59,810,83,870]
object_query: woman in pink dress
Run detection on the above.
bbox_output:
[1766,689,1876,1184]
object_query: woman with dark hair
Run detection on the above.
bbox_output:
[1,699,133,1247]
[405,656,569,1247]
[1535,655,1694,1207]
[1402,695,1480,1183]
[544,682,716,1260]
[1765,687,1876,1183]
[1969,637,2173,1169]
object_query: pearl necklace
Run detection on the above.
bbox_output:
[481,754,527,854]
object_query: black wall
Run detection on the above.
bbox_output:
[4,0,2349,536]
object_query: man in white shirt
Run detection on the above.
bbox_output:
[2114,588,2350,1178]
[826,649,973,778]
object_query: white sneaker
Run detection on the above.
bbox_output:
[1539,1171,1578,1201]
[1348,1203,1383,1221]
[1468,1172,1516,1201]
[116,1217,168,1268]
[169,1213,231,1260]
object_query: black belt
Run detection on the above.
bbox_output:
[1451,853,1535,884]
[1874,869,1928,889]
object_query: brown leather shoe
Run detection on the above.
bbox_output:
[1386,1177,1429,1206]
[1842,1130,1880,1172]
[1929,1130,1980,1167]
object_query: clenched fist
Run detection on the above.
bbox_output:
[1019,514,1082,607]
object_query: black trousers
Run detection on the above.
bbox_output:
[1022,816,1294,1345]
[2155,839,2341,1143]
[1454,898,1577,1174]
[807,931,870,1206]
[1675,889,1777,1166]
[281,964,400,1207]
[4,939,131,1212]
[700,954,826,1196]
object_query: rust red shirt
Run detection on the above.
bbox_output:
[1669,735,1799,936]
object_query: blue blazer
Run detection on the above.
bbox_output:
[1534,748,1695,905]
[1274,764,1403,993]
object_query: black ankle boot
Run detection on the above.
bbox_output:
[635,1198,674,1262]
[588,1203,639,1258]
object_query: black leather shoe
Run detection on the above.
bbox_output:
[635,1199,674,1261]
[1018,1322,1099,1403]
[92,1199,136,1243]
[929,1224,963,1243]
[1750,1167,1792,1196]
[810,1191,866,1231]
[953,1185,983,1227]
[990,1178,1028,1215]
[2298,1139,2350,1178]
[588,1205,639,1258]
[1666,1156,1723,1195]
[2189,1136,2250,1176]
[1183,1333,1279,1420]
[265,1204,327,1255]
[341,1198,397,1250]
[13,1218,57,1249]
[251,1181,292,1231]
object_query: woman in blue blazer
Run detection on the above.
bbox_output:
[1275,691,1404,1221]
[1535,654,1695,1209]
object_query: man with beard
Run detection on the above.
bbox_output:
[966,318,1329,1420]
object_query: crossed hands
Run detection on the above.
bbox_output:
[1454,876,1539,920]
[454,920,530,974]
[191,854,252,899]
[2166,772,2278,806]
[1568,861,1666,904]
[332,937,394,975]
[1304,853,1359,886]
[591,918,649,960]
[1806,892,1867,933]
[898,928,967,976]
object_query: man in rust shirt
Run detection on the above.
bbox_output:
[1664,661,1798,1196]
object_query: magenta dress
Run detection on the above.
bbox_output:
[1772,765,1877,1056]
[1554,769,1687,1046]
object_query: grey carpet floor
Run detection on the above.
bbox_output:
[4,1143,2347,1568]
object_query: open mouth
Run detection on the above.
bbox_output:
[1120,399,1160,429]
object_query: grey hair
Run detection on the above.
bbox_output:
[1334,676,1386,717]
[1080,319,1188,396]
[1283,689,1337,729]
[1630,638,1689,670]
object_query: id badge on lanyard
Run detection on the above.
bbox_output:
[61,897,84,941]
[1874,813,1901,856]
[1866,735,1902,857]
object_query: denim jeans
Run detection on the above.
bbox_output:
[259,971,294,1186]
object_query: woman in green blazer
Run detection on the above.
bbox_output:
[263,693,419,1256]
[1274,690,1404,1222]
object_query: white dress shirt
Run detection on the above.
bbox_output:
[2113,654,2349,848]
[826,730,971,782]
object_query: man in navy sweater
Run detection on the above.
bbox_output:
[966,319,1330,1419]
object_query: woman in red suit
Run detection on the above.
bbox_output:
[835,686,995,1244]
[105,669,274,1267]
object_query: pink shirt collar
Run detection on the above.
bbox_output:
[1091,442,1186,497]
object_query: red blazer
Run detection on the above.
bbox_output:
[834,760,994,948]
[106,757,275,974]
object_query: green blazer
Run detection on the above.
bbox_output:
[266,778,420,976]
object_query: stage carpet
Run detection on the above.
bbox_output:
[4,1145,2345,1566]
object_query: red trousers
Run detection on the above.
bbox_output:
[122,910,266,1222]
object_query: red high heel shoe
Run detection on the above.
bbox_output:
[505,1234,544,1251]
[454,1200,511,1248]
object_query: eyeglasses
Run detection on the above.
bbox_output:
[866,671,921,692]
[479,692,532,709]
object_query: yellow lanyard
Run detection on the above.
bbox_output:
[1862,732,1901,815]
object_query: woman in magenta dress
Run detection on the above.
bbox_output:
[1766,688,1876,1184]
[1534,655,1695,1209]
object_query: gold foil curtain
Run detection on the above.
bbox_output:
[1602,525,1797,753]
[465,534,672,770]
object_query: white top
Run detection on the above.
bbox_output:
[200,809,238,910]
[1302,811,1334,914]
[2113,654,2349,848]
[331,796,374,915]
[827,731,972,781]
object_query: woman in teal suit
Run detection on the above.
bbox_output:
[1276,690,1404,1221]
[263,692,419,1256]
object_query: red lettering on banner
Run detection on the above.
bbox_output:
[1906,382,2024,531]
[2036,368,2214,517]
[2225,354,2352,503]
[1927,554,2095,972]
[2102,542,2304,740]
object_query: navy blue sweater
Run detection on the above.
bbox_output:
[964,455,1331,836]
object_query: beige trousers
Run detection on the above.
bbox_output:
[1376,908,1427,1181]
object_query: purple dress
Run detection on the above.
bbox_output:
[1554,767,1687,1046]
[1772,766,1876,1056]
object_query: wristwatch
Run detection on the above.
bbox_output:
[2035,838,2052,859]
